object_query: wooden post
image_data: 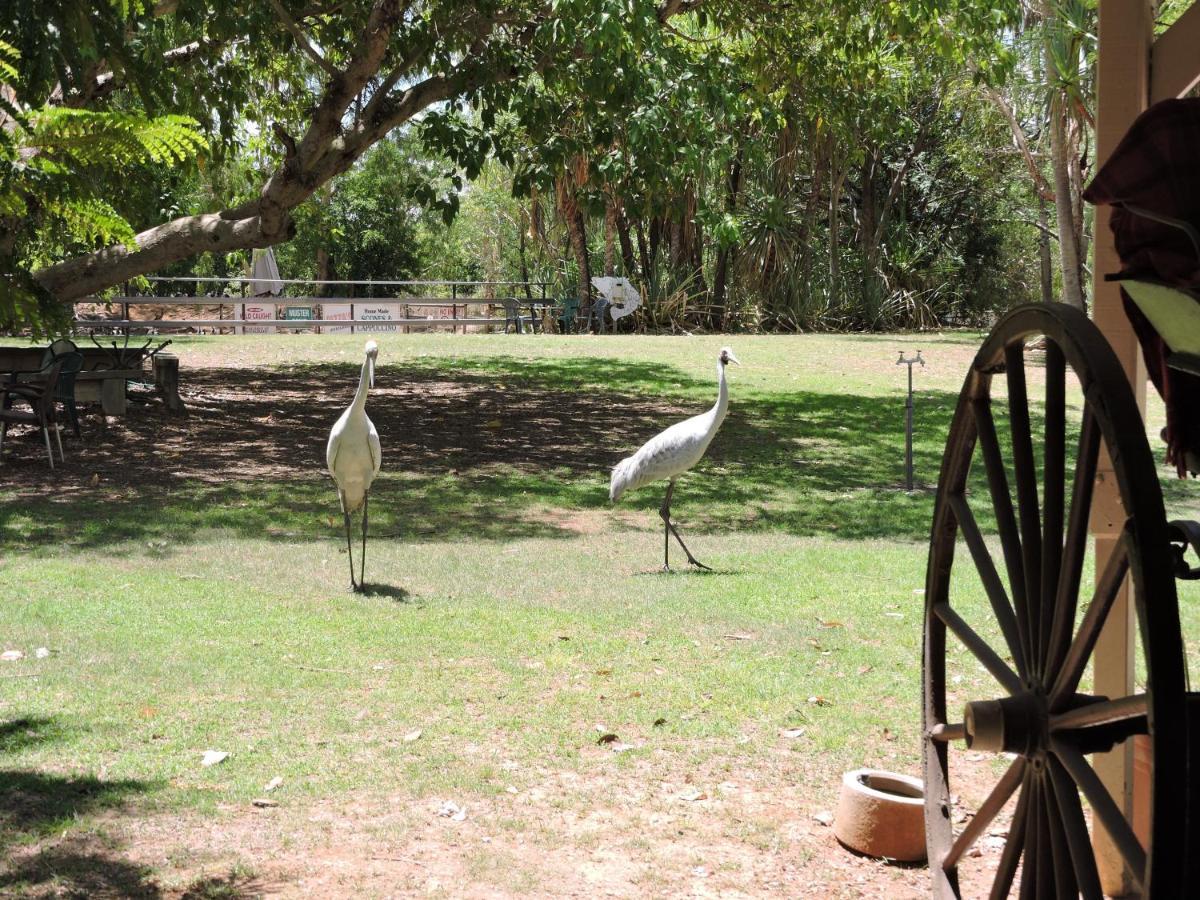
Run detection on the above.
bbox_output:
[99,376,127,416]
[154,353,186,415]
[1092,1,1151,893]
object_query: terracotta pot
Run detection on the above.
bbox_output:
[833,768,927,862]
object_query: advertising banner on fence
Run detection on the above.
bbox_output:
[322,303,353,334]
[357,304,399,332]
[241,302,273,334]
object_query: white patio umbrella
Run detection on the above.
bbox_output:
[248,247,284,296]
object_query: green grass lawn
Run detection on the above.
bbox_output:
[1,332,1197,897]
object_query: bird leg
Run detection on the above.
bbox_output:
[342,502,358,592]
[360,491,369,590]
[659,482,711,571]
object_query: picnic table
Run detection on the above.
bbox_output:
[0,345,182,416]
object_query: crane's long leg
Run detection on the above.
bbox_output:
[660,482,672,570]
[341,492,357,592]
[659,481,711,571]
[360,491,369,590]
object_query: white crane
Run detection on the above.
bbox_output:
[327,340,381,592]
[610,346,740,570]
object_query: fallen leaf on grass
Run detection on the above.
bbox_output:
[252,798,278,808]
[813,810,834,827]
[595,668,612,676]
[780,727,806,739]
[678,789,708,802]
[200,750,229,767]
[264,777,283,792]
[883,728,897,742]
[653,717,667,728]
[2,650,24,662]
[596,733,619,746]
[856,664,873,676]
[610,742,635,753]
[817,619,845,629]
[403,729,423,743]
[34,647,50,659]
[807,696,832,707]
[723,632,756,641]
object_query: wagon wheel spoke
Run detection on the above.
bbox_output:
[934,602,1024,696]
[989,770,1031,900]
[1044,407,1100,680]
[1049,537,1130,707]
[942,757,1025,871]
[972,397,1034,675]
[1049,693,1148,736]
[1041,769,1079,899]
[1050,736,1147,889]
[1047,755,1103,900]
[1004,343,1044,678]
[1040,342,1066,680]
[948,493,1027,678]
[1018,776,1045,900]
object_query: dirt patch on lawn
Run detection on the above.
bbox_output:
[0,364,681,496]
[2,753,1021,898]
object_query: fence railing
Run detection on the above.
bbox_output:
[72,278,557,334]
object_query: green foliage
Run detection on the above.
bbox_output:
[0,30,206,335]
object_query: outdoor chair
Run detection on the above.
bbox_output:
[557,296,583,333]
[0,357,65,468]
[34,348,84,437]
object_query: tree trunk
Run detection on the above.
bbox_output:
[566,204,592,328]
[1037,196,1054,304]
[519,225,533,302]
[1047,103,1084,310]
[617,208,637,280]
[316,246,333,297]
[604,201,617,276]
[829,153,844,298]
[710,151,743,330]
[635,218,651,283]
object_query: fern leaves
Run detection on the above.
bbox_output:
[26,108,207,167]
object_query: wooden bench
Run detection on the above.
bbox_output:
[0,345,181,416]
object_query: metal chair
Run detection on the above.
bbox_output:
[37,340,84,437]
[0,358,65,468]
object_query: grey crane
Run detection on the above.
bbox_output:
[609,347,740,570]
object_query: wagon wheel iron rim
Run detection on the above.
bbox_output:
[921,303,1187,899]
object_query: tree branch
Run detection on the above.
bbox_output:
[657,0,704,23]
[269,0,341,78]
[982,85,1054,202]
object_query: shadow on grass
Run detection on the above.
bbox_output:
[0,839,161,898]
[0,354,980,548]
[0,769,153,849]
[0,717,70,754]
[357,582,410,601]
[1,836,267,899]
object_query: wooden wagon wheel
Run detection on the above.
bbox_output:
[923,303,1189,898]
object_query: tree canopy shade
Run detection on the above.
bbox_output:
[1,0,1024,332]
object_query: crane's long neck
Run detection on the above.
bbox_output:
[351,356,372,413]
[710,360,729,426]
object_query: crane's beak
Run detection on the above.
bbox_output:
[368,356,375,388]
[727,352,741,366]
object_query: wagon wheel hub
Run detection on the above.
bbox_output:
[963,691,1047,757]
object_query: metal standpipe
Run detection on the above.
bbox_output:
[896,350,925,491]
